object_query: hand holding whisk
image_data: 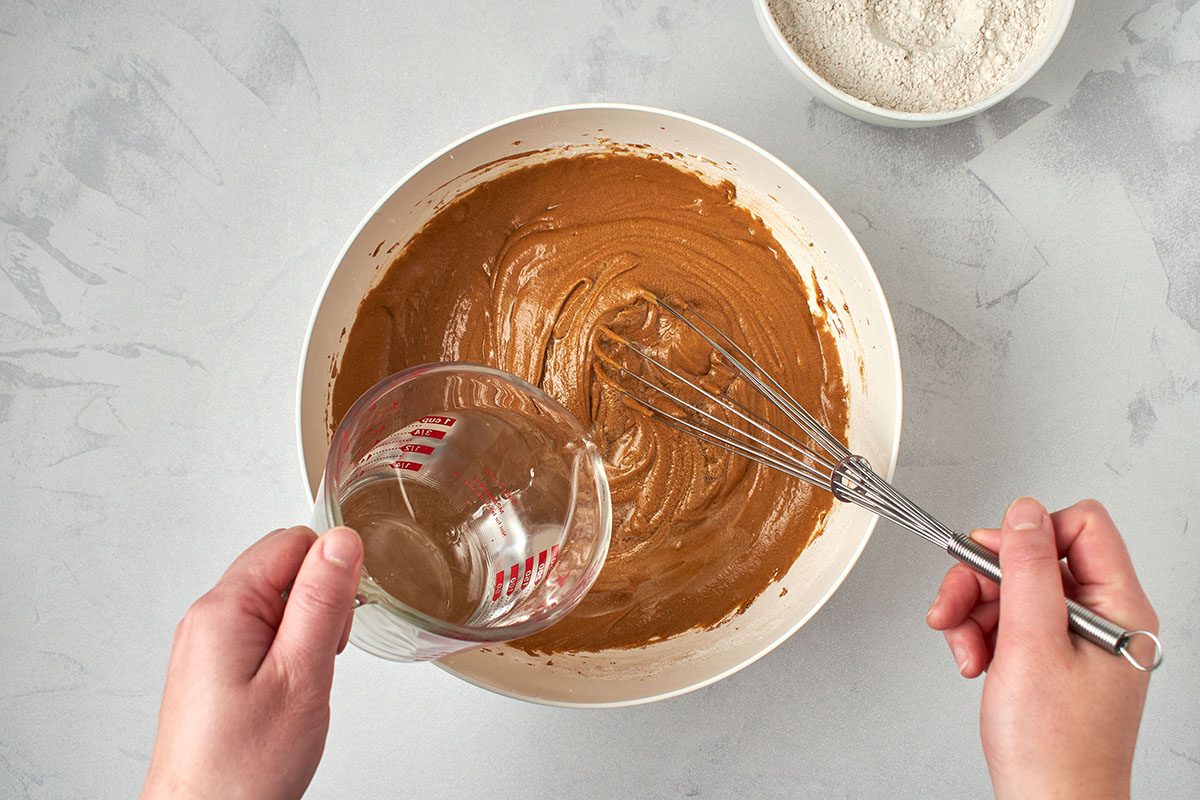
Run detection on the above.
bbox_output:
[594,291,1162,672]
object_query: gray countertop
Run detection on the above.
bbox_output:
[2,1,1198,797]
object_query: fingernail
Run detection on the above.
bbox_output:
[952,644,970,675]
[925,590,941,622]
[322,527,360,567]
[1005,497,1045,531]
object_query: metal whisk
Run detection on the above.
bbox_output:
[596,292,1162,672]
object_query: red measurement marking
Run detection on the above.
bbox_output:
[488,546,566,603]
[419,415,456,426]
[482,466,514,502]
[409,428,446,440]
[450,470,507,537]
[396,443,434,455]
[390,460,422,472]
[534,550,548,586]
[476,480,502,518]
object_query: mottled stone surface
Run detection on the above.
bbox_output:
[1,1,1197,797]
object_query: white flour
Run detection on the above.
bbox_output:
[767,0,1050,113]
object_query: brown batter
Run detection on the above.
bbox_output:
[331,153,848,653]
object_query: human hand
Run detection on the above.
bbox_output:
[142,526,364,800]
[926,498,1158,800]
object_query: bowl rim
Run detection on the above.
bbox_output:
[295,102,904,706]
[752,0,1076,124]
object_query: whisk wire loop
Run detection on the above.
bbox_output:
[593,292,1162,671]
[647,292,851,461]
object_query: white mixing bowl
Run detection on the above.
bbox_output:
[754,0,1076,127]
[296,104,902,706]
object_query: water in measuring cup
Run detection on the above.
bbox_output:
[337,408,574,628]
[341,476,489,624]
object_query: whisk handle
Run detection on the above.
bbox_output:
[946,533,1162,671]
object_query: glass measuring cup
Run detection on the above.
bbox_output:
[311,363,611,661]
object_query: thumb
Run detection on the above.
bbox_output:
[997,497,1069,653]
[267,527,363,682]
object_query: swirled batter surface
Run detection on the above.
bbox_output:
[332,153,848,653]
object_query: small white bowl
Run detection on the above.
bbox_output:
[297,104,903,706]
[754,0,1075,127]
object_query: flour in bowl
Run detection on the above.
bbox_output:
[768,0,1051,113]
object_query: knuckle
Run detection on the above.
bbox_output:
[290,581,345,616]
[185,591,222,621]
[290,683,331,720]
[272,649,306,688]
[1074,498,1110,521]
[1006,628,1069,663]
[175,592,222,639]
[940,566,969,595]
[1003,548,1059,575]
[947,562,973,581]
[281,525,318,543]
[273,650,332,707]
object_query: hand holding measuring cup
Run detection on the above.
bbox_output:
[142,526,363,800]
[311,363,612,661]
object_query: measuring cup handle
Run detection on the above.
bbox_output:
[945,533,1163,671]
